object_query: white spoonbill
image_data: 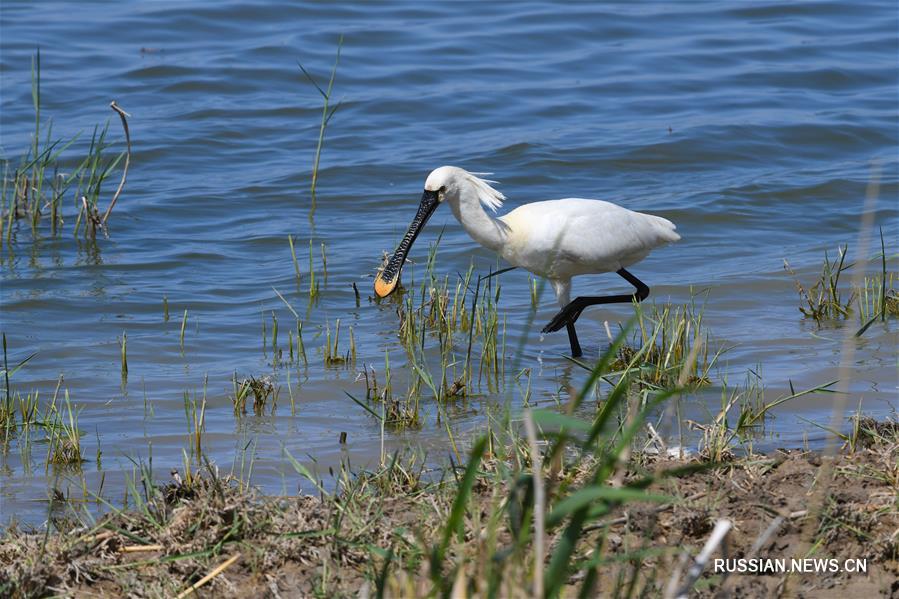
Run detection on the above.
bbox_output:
[374,166,680,357]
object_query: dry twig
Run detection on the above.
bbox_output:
[176,552,241,598]
[101,101,131,230]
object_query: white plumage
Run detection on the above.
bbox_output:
[376,165,680,356]
[499,198,678,302]
[430,166,679,306]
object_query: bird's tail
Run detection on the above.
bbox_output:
[649,215,681,243]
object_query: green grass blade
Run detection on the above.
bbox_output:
[547,486,671,527]
[434,436,487,569]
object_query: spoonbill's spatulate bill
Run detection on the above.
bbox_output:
[374,166,680,357]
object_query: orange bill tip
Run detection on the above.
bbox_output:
[374,274,398,298]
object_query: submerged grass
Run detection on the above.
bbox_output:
[785,244,852,321]
[3,334,895,597]
[598,294,719,390]
[45,392,83,467]
[297,35,343,219]
[351,234,513,432]
[323,318,356,367]
[0,359,86,472]
[230,374,278,417]
[786,235,897,332]
[857,271,898,322]
[2,42,897,599]
[1,51,130,242]
[694,371,840,462]
[351,351,422,429]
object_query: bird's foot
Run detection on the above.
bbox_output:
[542,306,581,334]
[542,315,567,334]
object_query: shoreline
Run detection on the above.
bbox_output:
[2,419,896,598]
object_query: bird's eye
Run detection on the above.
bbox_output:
[438,186,447,201]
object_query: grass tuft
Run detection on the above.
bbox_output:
[785,245,853,321]
[2,52,130,241]
[786,238,897,335]
[231,374,278,417]
[605,296,718,390]
[45,389,84,468]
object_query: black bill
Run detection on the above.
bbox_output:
[374,189,440,297]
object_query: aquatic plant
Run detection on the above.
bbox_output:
[695,373,838,462]
[582,295,720,391]
[390,241,509,397]
[182,377,208,465]
[45,388,84,467]
[1,334,36,434]
[231,374,278,417]
[308,239,320,299]
[323,318,356,367]
[273,286,308,367]
[179,309,188,350]
[785,245,853,321]
[857,272,898,323]
[297,35,343,219]
[119,331,128,381]
[786,236,897,335]
[351,351,422,430]
[0,344,89,472]
[856,230,898,335]
[1,51,131,241]
[287,234,302,288]
[75,101,131,238]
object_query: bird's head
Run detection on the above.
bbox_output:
[423,165,466,200]
[374,166,504,298]
[373,167,452,298]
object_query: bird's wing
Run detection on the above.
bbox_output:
[501,199,678,273]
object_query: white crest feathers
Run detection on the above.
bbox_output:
[464,172,505,212]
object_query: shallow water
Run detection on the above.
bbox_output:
[1,1,897,524]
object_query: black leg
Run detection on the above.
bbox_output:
[543,268,651,335]
[566,322,582,357]
[617,268,650,300]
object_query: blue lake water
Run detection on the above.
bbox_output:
[1,1,897,524]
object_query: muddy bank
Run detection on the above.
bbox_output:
[1,430,897,598]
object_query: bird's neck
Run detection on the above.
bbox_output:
[449,185,506,252]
